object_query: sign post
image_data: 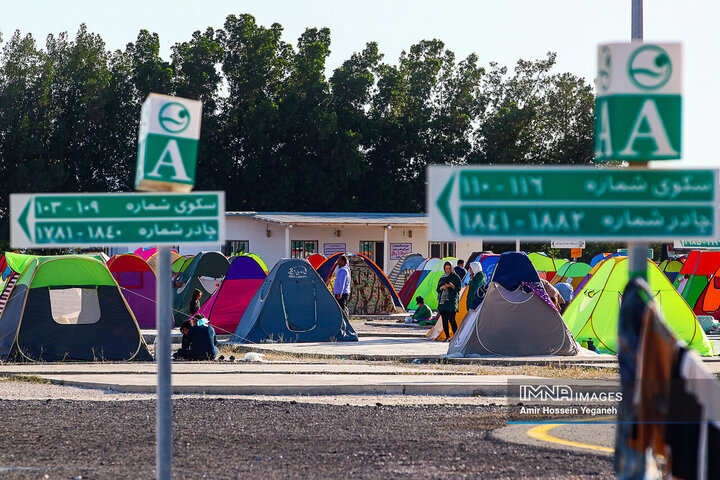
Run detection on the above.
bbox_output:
[136,93,203,480]
[428,167,717,241]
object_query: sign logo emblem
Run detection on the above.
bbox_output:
[159,102,191,133]
[288,266,308,278]
[597,46,612,92]
[628,45,672,91]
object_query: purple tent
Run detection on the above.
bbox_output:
[108,254,158,329]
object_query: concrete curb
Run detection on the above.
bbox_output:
[38,377,513,396]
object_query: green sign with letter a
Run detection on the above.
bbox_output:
[135,93,203,192]
[594,43,682,162]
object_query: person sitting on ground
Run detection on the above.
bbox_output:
[189,289,202,317]
[173,317,219,361]
[454,259,467,281]
[541,278,565,312]
[178,319,192,352]
[405,296,432,323]
[466,262,488,311]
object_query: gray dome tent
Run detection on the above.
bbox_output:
[231,259,357,343]
[448,252,578,357]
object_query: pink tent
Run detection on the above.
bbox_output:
[196,256,267,334]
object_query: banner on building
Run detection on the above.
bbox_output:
[390,243,413,260]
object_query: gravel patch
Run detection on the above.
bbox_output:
[0,398,613,479]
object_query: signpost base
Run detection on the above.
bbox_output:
[155,246,172,480]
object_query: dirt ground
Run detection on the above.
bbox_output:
[0,398,614,480]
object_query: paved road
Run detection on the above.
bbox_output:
[493,418,615,457]
[0,399,614,479]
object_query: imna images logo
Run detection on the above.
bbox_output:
[519,384,622,402]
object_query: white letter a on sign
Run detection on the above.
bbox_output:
[594,100,613,158]
[619,99,678,157]
[148,139,191,181]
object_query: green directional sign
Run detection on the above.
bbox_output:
[617,248,654,259]
[595,42,682,162]
[428,167,718,241]
[135,94,202,192]
[10,192,225,248]
[673,240,720,250]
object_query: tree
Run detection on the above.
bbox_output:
[0,16,599,247]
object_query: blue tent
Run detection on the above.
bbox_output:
[231,259,358,343]
[462,254,500,286]
[491,252,542,290]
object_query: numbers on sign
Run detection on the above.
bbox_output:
[509,176,543,197]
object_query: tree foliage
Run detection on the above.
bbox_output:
[0,15,596,243]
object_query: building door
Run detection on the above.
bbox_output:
[360,241,384,269]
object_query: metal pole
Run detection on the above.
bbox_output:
[628,0,648,280]
[383,226,390,275]
[631,0,643,40]
[515,239,520,252]
[156,246,172,480]
[284,226,291,258]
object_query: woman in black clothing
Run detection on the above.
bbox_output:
[436,261,461,340]
[189,289,202,319]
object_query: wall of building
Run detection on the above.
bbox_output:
[222,217,480,273]
[107,215,484,272]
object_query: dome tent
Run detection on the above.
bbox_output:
[0,255,151,361]
[563,257,713,356]
[231,259,357,343]
[173,252,230,325]
[107,254,165,329]
[448,252,579,357]
[196,255,268,334]
[317,253,404,315]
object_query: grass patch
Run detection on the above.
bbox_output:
[2,375,52,384]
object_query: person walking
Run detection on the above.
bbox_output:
[333,255,351,315]
[437,261,461,340]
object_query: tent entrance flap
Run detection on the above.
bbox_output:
[280,280,317,332]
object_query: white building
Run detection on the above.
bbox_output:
[108,212,481,274]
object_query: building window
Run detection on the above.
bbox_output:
[223,240,249,256]
[360,241,385,269]
[429,241,455,259]
[291,240,318,259]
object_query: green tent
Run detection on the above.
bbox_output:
[563,257,713,356]
[551,262,592,289]
[527,252,568,273]
[408,257,458,310]
[0,255,151,361]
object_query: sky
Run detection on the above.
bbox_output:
[0,0,718,167]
